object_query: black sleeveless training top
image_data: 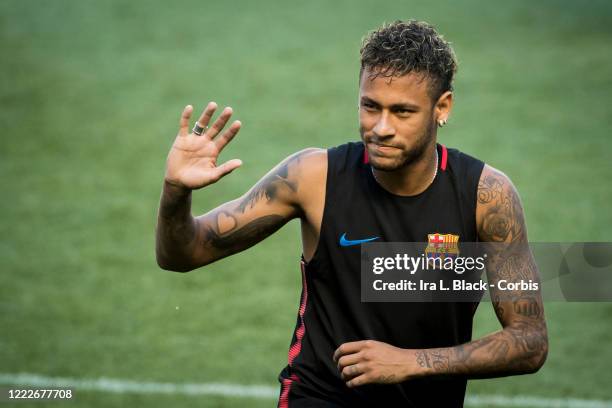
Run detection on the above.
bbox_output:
[278,141,485,407]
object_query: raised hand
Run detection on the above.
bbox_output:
[164,102,242,190]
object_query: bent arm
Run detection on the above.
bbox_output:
[334,166,548,387]
[413,165,548,378]
[156,148,323,272]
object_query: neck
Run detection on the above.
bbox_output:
[372,143,438,196]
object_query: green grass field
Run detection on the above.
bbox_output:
[1,0,612,406]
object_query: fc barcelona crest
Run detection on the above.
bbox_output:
[425,233,460,262]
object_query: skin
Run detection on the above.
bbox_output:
[156,68,548,388]
[359,69,451,195]
[333,167,548,387]
[157,102,326,269]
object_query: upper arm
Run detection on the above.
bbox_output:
[476,165,526,244]
[476,165,547,359]
[189,148,326,268]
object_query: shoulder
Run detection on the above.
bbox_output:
[477,164,517,202]
[277,148,327,206]
[286,147,327,179]
[276,147,326,174]
[476,164,527,243]
[284,142,365,190]
[294,147,327,164]
[296,147,327,180]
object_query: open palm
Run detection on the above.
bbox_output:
[165,102,242,190]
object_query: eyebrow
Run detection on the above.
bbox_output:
[360,96,420,111]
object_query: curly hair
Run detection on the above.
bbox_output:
[360,20,457,101]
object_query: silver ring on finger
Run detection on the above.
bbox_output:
[192,123,208,136]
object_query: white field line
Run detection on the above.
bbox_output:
[0,373,278,399]
[465,394,612,408]
[2,373,612,407]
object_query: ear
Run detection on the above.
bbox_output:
[434,91,453,126]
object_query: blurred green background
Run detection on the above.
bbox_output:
[1,0,611,406]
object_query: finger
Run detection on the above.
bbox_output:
[337,352,363,371]
[179,105,193,136]
[214,120,241,152]
[333,341,367,363]
[341,363,365,381]
[206,106,233,138]
[194,101,218,132]
[209,159,243,183]
[346,374,369,388]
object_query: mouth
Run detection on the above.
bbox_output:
[368,142,401,154]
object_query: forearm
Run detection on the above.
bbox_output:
[156,181,197,271]
[414,322,548,379]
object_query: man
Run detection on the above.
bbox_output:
[156,20,548,407]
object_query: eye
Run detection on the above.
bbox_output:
[361,102,378,111]
[394,108,415,116]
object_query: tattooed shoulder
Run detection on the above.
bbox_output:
[477,165,526,243]
[236,149,317,213]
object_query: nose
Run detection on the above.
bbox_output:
[372,111,395,137]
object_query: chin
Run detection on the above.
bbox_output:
[369,156,405,171]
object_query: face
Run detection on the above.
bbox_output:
[359,68,451,171]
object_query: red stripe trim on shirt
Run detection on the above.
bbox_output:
[278,374,299,408]
[363,147,369,164]
[440,144,448,171]
[278,260,309,407]
[287,260,308,365]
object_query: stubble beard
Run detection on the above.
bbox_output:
[361,118,436,172]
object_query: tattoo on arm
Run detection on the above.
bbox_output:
[416,350,449,371]
[236,155,300,213]
[203,214,285,251]
[412,168,548,378]
[156,183,197,270]
[477,173,525,243]
[513,296,541,318]
[196,152,306,259]
[414,310,546,378]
